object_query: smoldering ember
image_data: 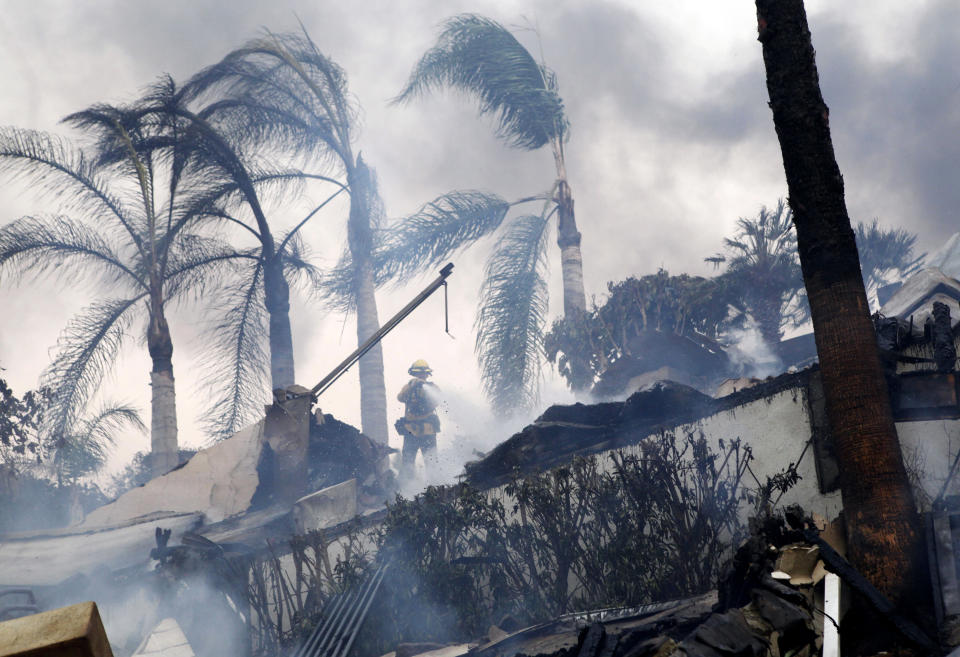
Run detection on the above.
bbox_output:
[2,2,960,657]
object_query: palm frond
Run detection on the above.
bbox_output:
[55,402,145,480]
[162,234,252,305]
[0,215,142,291]
[318,249,359,312]
[0,127,140,239]
[171,167,313,236]
[396,13,567,150]
[280,232,325,299]
[475,213,551,414]
[182,31,357,167]
[62,104,155,183]
[320,190,510,309]
[40,296,144,444]
[198,260,270,441]
[377,190,509,281]
[855,218,925,292]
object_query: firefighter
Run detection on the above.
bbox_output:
[395,359,441,479]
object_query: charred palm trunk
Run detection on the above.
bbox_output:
[553,147,587,317]
[263,255,295,390]
[147,292,178,477]
[348,157,388,445]
[756,0,924,608]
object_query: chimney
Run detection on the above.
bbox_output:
[263,385,313,503]
[933,302,957,373]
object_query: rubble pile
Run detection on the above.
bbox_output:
[250,408,394,511]
[308,412,395,502]
[426,515,824,657]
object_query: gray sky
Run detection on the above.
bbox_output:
[1,0,957,471]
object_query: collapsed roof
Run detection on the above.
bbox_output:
[879,267,960,328]
[0,409,392,587]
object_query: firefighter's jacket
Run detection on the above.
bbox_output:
[397,378,440,437]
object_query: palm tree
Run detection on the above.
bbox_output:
[707,200,804,352]
[179,31,508,442]
[0,109,237,475]
[168,33,387,441]
[112,75,332,438]
[756,0,925,612]
[708,203,925,355]
[52,403,145,486]
[855,218,924,306]
[395,14,587,411]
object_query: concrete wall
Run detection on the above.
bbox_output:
[897,418,960,506]
[607,379,960,519]
[254,374,960,640]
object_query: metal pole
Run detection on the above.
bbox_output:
[326,564,383,657]
[337,564,390,657]
[304,263,454,400]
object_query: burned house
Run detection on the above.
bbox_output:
[0,393,393,655]
[2,265,960,656]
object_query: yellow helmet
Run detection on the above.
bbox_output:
[408,359,432,375]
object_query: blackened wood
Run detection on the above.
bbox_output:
[933,302,957,372]
[802,528,937,652]
[576,623,607,657]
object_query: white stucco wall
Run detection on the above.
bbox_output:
[478,379,960,525]
[896,418,960,506]
[471,384,842,527]
[654,387,843,520]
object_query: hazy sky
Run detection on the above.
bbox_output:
[1,0,957,471]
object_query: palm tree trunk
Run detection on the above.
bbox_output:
[170,106,297,392]
[348,157,389,445]
[147,306,178,477]
[263,256,296,390]
[756,0,925,608]
[355,264,388,445]
[751,293,784,356]
[553,147,587,317]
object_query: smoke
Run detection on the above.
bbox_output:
[722,319,783,379]
[15,529,251,657]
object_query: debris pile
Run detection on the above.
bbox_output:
[394,512,827,657]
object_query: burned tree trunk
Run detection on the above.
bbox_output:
[754,0,925,606]
[553,144,587,318]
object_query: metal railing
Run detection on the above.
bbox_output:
[292,562,390,657]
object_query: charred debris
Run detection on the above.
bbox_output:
[1,257,960,656]
[1,290,959,656]
[5,3,960,657]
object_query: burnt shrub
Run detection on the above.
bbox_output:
[370,430,790,647]
[246,431,797,657]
